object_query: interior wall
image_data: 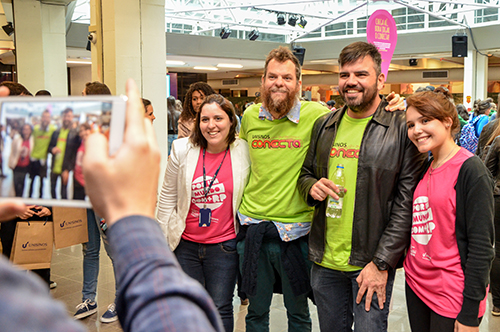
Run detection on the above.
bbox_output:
[209,67,500,92]
[69,65,91,96]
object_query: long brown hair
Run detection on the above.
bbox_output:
[487,119,500,146]
[180,82,216,122]
[190,95,238,150]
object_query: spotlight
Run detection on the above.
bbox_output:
[409,59,418,66]
[248,29,259,41]
[288,15,298,27]
[220,27,231,39]
[2,22,13,36]
[277,13,286,25]
[298,16,307,28]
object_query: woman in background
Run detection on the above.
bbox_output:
[178,82,215,138]
[73,123,91,200]
[158,94,250,332]
[404,88,494,332]
[483,126,500,317]
[9,123,33,197]
[167,96,181,154]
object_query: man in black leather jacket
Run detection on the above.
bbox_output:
[298,42,425,332]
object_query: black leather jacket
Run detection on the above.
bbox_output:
[298,98,425,269]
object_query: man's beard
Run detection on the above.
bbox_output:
[339,84,378,113]
[261,85,298,118]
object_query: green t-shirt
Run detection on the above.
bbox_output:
[458,114,467,129]
[53,128,69,174]
[31,124,56,160]
[239,102,329,223]
[320,113,371,271]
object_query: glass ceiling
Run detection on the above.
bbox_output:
[71,0,500,43]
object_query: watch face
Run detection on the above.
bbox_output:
[374,259,388,271]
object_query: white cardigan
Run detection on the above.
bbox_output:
[157,137,251,250]
[8,134,34,170]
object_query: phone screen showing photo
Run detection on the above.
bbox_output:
[0,96,126,207]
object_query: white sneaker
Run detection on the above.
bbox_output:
[100,303,118,323]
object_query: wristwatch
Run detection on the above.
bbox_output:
[372,257,389,271]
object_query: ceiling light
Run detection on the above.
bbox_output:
[66,60,92,64]
[298,16,307,28]
[165,60,186,66]
[220,27,231,39]
[248,29,259,41]
[2,22,13,36]
[288,15,298,27]
[217,63,243,68]
[277,13,286,25]
[193,66,218,71]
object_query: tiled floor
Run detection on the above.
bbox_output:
[48,241,500,332]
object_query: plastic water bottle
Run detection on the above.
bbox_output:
[326,164,345,218]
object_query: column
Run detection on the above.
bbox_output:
[463,49,488,110]
[13,0,69,96]
[90,0,167,181]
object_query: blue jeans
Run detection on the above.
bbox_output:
[168,134,177,156]
[174,238,238,332]
[237,238,311,332]
[311,263,396,332]
[81,209,117,302]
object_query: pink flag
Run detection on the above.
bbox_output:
[367,10,398,78]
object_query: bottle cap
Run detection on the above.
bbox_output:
[336,164,344,169]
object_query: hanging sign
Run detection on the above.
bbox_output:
[367,10,398,78]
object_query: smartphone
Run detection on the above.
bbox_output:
[0,95,127,208]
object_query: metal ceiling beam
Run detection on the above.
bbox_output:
[394,0,469,28]
[292,1,369,42]
[420,0,500,9]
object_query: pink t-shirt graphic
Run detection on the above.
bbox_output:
[404,148,487,319]
[183,149,235,244]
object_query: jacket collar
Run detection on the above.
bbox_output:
[325,95,390,128]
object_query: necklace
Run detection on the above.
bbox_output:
[430,146,459,173]
[427,146,459,192]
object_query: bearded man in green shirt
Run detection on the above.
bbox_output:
[29,109,56,198]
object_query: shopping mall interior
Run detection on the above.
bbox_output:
[1,1,500,331]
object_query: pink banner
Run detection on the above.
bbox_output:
[367,10,398,78]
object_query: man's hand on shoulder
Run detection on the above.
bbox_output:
[385,92,406,112]
[83,79,161,227]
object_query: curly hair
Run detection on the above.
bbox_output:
[180,82,216,122]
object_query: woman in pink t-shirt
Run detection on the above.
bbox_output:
[404,88,495,332]
[73,123,91,200]
[157,94,250,332]
[8,123,33,197]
